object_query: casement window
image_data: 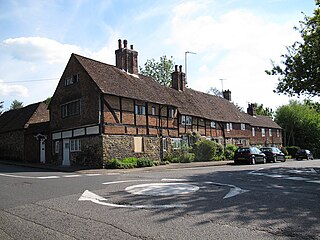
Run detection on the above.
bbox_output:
[55,141,60,154]
[241,123,246,131]
[277,129,280,137]
[226,123,233,131]
[171,138,182,149]
[269,129,272,137]
[151,106,156,116]
[210,121,216,128]
[135,104,146,115]
[61,100,80,118]
[64,74,79,86]
[134,137,144,153]
[252,127,255,137]
[181,115,192,125]
[70,139,81,152]
[168,108,175,118]
[262,128,266,137]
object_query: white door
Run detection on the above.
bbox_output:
[40,139,46,163]
[62,139,70,166]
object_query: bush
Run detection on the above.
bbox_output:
[286,146,300,157]
[136,158,155,168]
[281,146,288,156]
[224,144,238,160]
[179,153,195,163]
[194,140,217,161]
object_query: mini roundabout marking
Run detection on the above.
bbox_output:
[79,179,250,209]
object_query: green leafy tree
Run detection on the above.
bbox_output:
[275,100,320,157]
[10,100,23,110]
[266,1,320,97]
[44,97,52,105]
[253,103,274,118]
[139,55,175,86]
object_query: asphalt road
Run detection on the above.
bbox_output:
[0,160,319,240]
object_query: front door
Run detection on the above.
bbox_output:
[62,139,70,166]
[40,139,46,163]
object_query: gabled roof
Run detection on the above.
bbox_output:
[73,54,248,123]
[0,102,49,133]
[242,113,281,129]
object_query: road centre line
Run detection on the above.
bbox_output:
[0,173,101,180]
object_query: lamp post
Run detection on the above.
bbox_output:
[185,51,196,83]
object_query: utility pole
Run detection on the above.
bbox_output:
[219,78,226,92]
[185,51,196,83]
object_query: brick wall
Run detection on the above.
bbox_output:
[0,130,24,161]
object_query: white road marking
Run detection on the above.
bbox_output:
[0,173,36,179]
[249,168,320,184]
[125,183,200,196]
[0,172,102,180]
[161,178,190,182]
[63,174,81,178]
[84,173,102,176]
[79,190,187,209]
[37,176,60,179]
[102,180,149,185]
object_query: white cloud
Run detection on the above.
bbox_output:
[0,80,29,97]
[165,1,300,109]
[2,37,88,64]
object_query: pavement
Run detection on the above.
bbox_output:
[0,159,234,174]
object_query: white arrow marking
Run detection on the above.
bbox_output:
[223,187,250,199]
[79,190,187,209]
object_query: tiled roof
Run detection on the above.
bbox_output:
[74,54,262,124]
[0,102,49,133]
[242,112,281,129]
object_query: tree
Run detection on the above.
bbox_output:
[44,97,52,105]
[206,87,223,97]
[266,1,320,97]
[275,100,320,157]
[139,55,175,86]
[253,103,274,118]
[10,100,23,110]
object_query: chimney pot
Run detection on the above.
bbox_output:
[175,65,178,72]
[118,39,122,49]
[179,65,182,72]
[124,39,128,48]
[130,44,133,50]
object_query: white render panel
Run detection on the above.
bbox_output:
[73,128,85,136]
[52,132,62,140]
[86,126,99,135]
[62,130,72,138]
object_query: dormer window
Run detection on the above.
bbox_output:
[65,74,79,86]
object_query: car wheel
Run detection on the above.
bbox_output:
[251,157,256,165]
[281,158,286,162]
[307,156,310,160]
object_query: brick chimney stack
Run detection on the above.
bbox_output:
[115,39,138,75]
[172,65,186,91]
[247,103,257,116]
[223,90,231,101]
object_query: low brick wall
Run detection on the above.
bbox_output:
[102,135,161,163]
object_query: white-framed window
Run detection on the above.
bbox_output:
[210,121,216,128]
[135,104,146,115]
[168,108,175,118]
[64,74,79,86]
[277,129,280,137]
[269,129,272,137]
[262,128,266,137]
[181,115,192,125]
[162,138,167,151]
[55,141,60,154]
[61,100,81,118]
[151,106,156,116]
[70,139,81,152]
[171,138,182,149]
[241,123,246,131]
[226,123,233,131]
[252,127,255,137]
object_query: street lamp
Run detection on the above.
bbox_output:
[185,51,196,83]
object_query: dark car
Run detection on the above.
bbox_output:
[234,147,266,165]
[260,147,286,163]
[296,149,314,160]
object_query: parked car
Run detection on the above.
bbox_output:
[260,147,286,163]
[295,149,314,160]
[234,147,266,165]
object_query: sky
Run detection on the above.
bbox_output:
[0,0,317,111]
